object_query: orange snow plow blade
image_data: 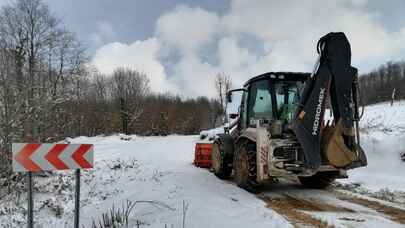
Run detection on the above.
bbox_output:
[194,143,212,168]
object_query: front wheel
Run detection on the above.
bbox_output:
[234,142,260,193]
[211,140,232,179]
[298,172,336,189]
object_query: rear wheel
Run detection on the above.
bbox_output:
[234,142,260,193]
[211,140,232,179]
[298,172,336,189]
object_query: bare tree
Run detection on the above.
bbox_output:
[215,73,232,124]
[0,0,87,180]
[111,68,150,133]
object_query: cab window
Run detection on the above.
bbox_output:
[274,82,301,122]
[247,80,273,123]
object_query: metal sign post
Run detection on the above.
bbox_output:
[27,171,33,228]
[74,169,81,228]
[12,143,94,228]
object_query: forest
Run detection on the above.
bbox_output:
[0,0,223,183]
[359,61,405,105]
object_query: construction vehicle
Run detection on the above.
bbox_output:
[211,32,367,192]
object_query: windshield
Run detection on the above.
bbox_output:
[247,80,302,124]
[247,80,273,121]
[275,82,301,122]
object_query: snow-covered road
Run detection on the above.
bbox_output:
[70,131,405,228]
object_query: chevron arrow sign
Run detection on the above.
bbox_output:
[12,143,94,172]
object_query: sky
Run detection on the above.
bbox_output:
[6,0,405,97]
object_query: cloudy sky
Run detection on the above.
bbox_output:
[31,0,405,96]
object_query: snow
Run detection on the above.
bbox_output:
[199,127,224,141]
[199,117,240,142]
[310,211,403,228]
[79,135,291,227]
[339,100,405,192]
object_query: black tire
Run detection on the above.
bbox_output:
[211,140,232,179]
[234,142,260,193]
[298,172,336,189]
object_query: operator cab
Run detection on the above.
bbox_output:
[229,72,310,131]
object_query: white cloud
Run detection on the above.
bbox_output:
[217,37,256,71]
[91,38,173,93]
[222,0,405,71]
[92,0,405,98]
[156,5,220,55]
[171,53,218,97]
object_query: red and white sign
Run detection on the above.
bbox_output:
[12,143,94,172]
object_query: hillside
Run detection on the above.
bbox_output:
[340,100,405,191]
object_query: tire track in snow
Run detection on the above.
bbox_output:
[258,193,346,227]
[254,179,405,227]
[335,191,405,224]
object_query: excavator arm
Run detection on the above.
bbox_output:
[291,32,367,171]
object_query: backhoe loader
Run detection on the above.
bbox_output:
[211,32,367,192]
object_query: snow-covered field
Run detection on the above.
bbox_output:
[0,135,290,227]
[1,100,405,227]
[339,100,405,192]
[73,135,290,228]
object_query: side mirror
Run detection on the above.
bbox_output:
[227,92,232,103]
[229,113,238,119]
[226,88,246,103]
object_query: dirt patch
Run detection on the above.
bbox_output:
[337,194,405,224]
[258,194,353,228]
[282,194,355,213]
